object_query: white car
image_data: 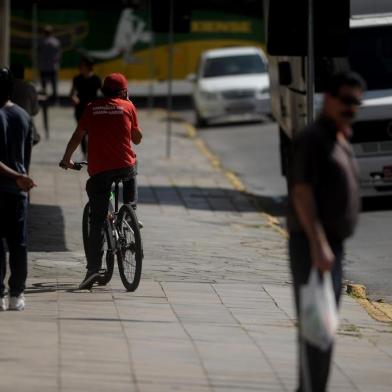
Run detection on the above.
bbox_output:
[188,46,270,127]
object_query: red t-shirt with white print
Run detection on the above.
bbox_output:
[78,97,140,176]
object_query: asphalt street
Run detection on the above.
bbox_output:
[179,109,392,302]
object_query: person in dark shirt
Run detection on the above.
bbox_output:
[288,72,366,392]
[0,68,36,311]
[70,57,102,157]
[37,25,61,102]
[10,63,41,145]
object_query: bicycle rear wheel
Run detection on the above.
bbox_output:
[116,204,143,291]
[82,202,115,285]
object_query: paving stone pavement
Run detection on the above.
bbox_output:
[0,107,391,392]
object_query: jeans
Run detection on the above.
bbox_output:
[40,70,58,99]
[0,193,28,297]
[85,166,137,273]
[289,232,343,392]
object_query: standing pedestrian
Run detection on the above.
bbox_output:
[0,68,36,311]
[10,63,41,145]
[37,25,61,102]
[70,57,102,157]
[288,72,366,391]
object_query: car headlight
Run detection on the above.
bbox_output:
[255,88,269,98]
[199,90,219,100]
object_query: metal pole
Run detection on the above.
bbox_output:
[306,0,315,125]
[147,0,155,114]
[32,2,38,83]
[166,0,174,158]
[0,0,10,67]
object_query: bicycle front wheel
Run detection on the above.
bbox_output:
[116,204,143,291]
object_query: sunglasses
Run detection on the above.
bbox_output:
[335,94,362,106]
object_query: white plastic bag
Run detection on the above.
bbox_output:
[300,268,339,351]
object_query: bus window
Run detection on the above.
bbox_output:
[349,26,392,90]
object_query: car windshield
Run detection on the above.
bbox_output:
[202,54,266,78]
[348,25,392,90]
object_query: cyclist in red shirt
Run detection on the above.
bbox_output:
[60,73,142,289]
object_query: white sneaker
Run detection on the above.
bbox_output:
[8,294,25,311]
[0,297,6,311]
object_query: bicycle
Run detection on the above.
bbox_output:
[61,161,143,291]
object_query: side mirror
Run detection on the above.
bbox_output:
[278,62,292,86]
[187,73,197,83]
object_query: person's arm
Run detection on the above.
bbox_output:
[130,105,142,145]
[0,161,36,191]
[70,78,79,106]
[25,119,34,172]
[60,125,87,168]
[132,127,142,145]
[29,84,40,116]
[292,184,334,272]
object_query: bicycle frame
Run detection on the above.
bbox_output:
[106,180,133,253]
[68,160,143,291]
[105,181,120,253]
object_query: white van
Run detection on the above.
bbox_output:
[188,46,270,127]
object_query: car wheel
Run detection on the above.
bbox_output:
[195,110,208,128]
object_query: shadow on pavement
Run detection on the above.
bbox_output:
[25,281,76,294]
[58,317,171,323]
[139,185,287,217]
[25,282,132,295]
[28,204,68,252]
[362,195,392,212]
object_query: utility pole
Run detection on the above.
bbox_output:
[147,0,155,114]
[32,1,39,83]
[166,0,174,158]
[306,0,315,125]
[0,0,10,67]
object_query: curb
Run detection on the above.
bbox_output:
[347,284,392,323]
[184,122,288,239]
[182,117,392,324]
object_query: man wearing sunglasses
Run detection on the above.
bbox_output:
[288,71,366,392]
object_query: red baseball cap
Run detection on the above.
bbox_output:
[102,73,128,93]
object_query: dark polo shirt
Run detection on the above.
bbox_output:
[287,115,360,241]
[0,103,33,196]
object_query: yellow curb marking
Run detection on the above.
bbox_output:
[347,284,392,323]
[184,122,288,238]
[194,138,221,169]
[262,212,289,238]
[346,283,367,299]
[373,302,392,322]
[225,170,246,192]
[185,124,197,139]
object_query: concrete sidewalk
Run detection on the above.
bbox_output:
[0,107,391,391]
